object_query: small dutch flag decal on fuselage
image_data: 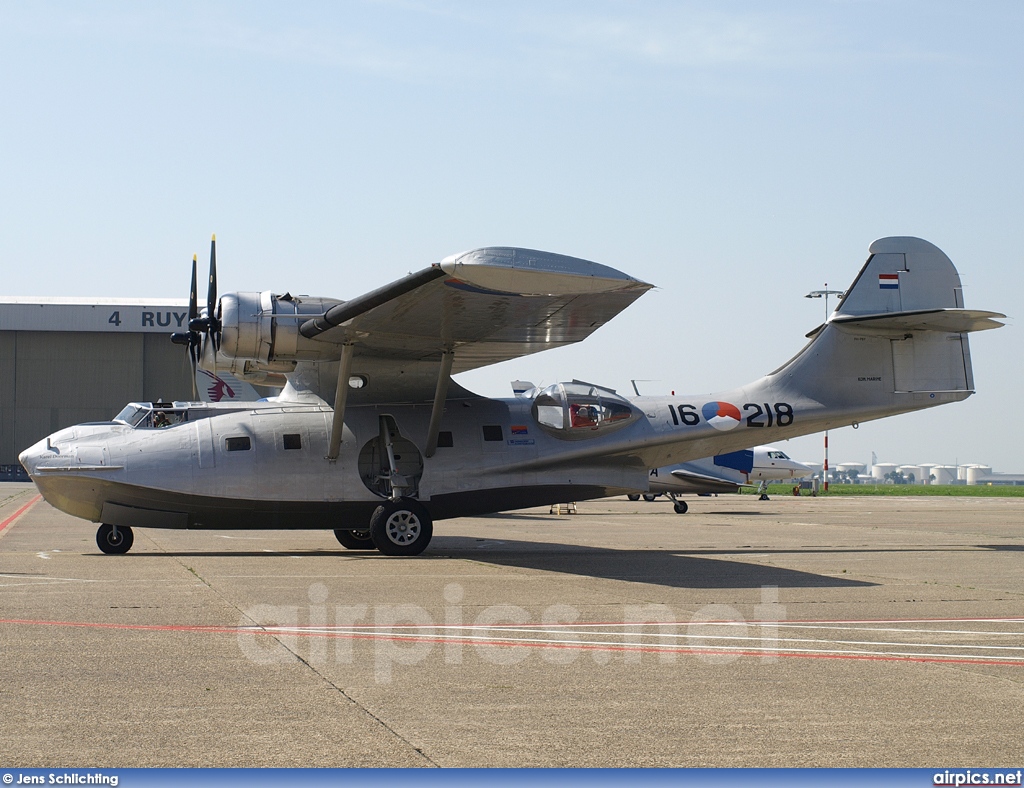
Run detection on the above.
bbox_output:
[878,273,899,289]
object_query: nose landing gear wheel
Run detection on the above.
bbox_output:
[97,523,134,554]
[673,500,689,514]
[334,529,377,550]
[369,498,433,556]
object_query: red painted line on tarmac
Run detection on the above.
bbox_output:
[1,617,1022,667]
[0,494,41,534]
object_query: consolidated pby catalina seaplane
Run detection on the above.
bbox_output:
[19,236,1004,556]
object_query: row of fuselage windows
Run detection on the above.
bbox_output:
[221,429,473,453]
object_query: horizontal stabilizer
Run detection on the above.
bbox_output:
[833,308,1005,336]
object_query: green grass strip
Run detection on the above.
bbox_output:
[739,483,1024,497]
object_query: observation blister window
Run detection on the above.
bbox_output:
[530,382,637,440]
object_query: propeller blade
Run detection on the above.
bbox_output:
[213,297,222,352]
[174,245,209,399]
[207,234,217,323]
[188,254,198,322]
[188,335,199,400]
[207,234,222,356]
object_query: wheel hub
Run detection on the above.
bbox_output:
[385,511,421,545]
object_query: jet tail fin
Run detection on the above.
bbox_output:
[197,368,261,402]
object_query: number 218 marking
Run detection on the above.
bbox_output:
[743,402,793,427]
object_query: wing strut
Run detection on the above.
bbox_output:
[300,266,447,340]
[424,349,455,459]
[326,343,356,462]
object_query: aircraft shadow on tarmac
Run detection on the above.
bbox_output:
[428,537,875,589]
[118,539,873,589]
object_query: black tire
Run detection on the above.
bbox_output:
[626,494,641,501]
[96,523,134,555]
[334,529,377,550]
[759,493,770,501]
[642,494,657,502]
[369,498,433,556]
[673,500,689,514]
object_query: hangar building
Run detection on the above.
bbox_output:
[1,298,192,476]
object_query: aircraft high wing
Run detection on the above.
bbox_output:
[20,237,1004,556]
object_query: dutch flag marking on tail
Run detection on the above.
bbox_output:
[878,273,899,290]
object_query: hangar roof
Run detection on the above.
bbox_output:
[0,298,189,333]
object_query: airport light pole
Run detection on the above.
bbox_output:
[805,285,846,492]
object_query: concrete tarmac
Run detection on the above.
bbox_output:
[1,483,1022,767]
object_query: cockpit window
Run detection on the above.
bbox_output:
[112,403,189,429]
[767,451,790,459]
[150,409,188,428]
[113,404,150,427]
[531,382,637,440]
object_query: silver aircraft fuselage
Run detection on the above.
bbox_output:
[19,373,965,532]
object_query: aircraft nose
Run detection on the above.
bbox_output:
[18,439,49,478]
[18,433,73,477]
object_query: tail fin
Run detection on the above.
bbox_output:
[830,237,1002,393]
[768,237,1003,424]
[836,236,964,317]
[511,380,538,398]
[197,368,261,402]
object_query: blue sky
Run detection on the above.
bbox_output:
[1,1,1020,471]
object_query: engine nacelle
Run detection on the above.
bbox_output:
[219,291,341,364]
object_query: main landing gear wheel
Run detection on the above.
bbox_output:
[642,494,658,502]
[96,523,134,555]
[626,494,641,501]
[673,500,689,514]
[759,493,770,501]
[369,498,433,557]
[334,529,377,550]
